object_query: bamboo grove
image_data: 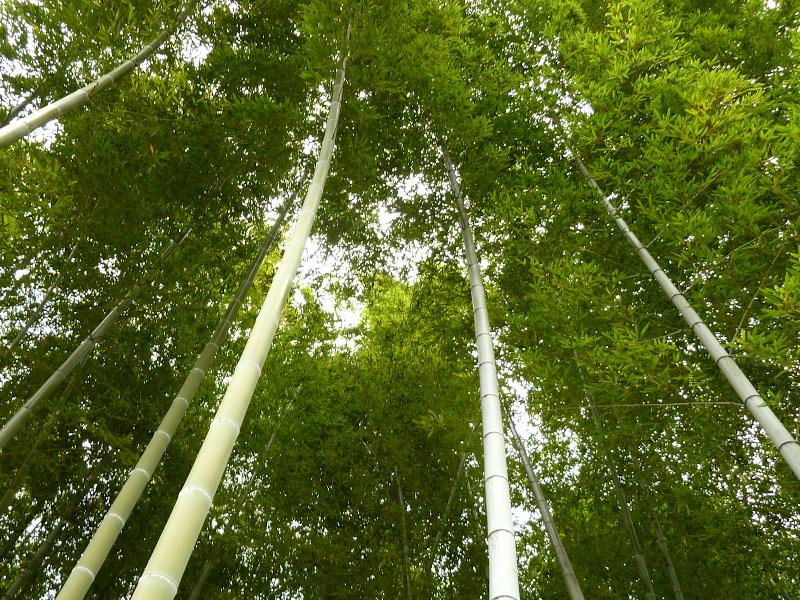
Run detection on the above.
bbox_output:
[1,0,799,598]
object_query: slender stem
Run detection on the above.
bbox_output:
[130,34,349,599]
[0,4,195,148]
[397,475,414,600]
[443,146,520,600]
[56,205,291,600]
[0,225,192,450]
[573,352,656,600]
[576,157,800,481]
[2,242,80,366]
[503,404,586,600]
[1,518,66,600]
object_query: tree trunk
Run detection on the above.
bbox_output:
[576,157,800,481]
[396,475,414,600]
[503,404,586,600]
[130,31,349,599]
[443,146,520,600]
[56,206,291,600]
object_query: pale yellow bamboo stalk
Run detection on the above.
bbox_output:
[0,5,193,148]
[129,40,348,600]
[55,203,290,600]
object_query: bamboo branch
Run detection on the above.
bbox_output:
[576,157,800,481]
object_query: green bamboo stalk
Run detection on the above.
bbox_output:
[0,225,191,450]
[572,354,656,599]
[0,411,60,516]
[503,404,586,600]
[443,147,520,600]
[0,5,193,148]
[1,517,65,600]
[2,242,80,366]
[129,35,348,599]
[55,204,290,600]
[397,475,414,600]
[576,157,800,481]
[186,385,299,600]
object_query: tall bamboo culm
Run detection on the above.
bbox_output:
[55,203,291,600]
[0,4,192,148]
[443,147,520,600]
[129,36,348,599]
[576,157,800,481]
[503,405,585,600]
[186,385,299,600]
[0,226,191,450]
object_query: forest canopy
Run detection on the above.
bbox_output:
[0,0,799,598]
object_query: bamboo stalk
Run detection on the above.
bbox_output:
[443,147,520,600]
[0,225,191,450]
[572,353,656,599]
[129,34,348,599]
[2,242,80,366]
[185,385,299,600]
[1,518,65,600]
[503,404,586,600]
[55,204,290,600]
[397,475,414,600]
[576,157,800,480]
[0,5,193,148]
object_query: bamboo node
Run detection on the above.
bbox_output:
[106,511,126,526]
[180,485,213,506]
[73,565,96,581]
[140,571,178,595]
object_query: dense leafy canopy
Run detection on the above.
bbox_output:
[1,0,799,598]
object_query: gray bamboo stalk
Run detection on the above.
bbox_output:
[0,5,192,148]
[607,405,684,600]
[573,353,655,600]
[503,404,586,600]
[129,34,348,599]
[2,242,79,364]
[0,225,191,450]
[1,517,66,600]
[443,147,520,600]
[397,476,414,600]
[576,157,800,480]
[56,204,290,600]
[186,385,299,600]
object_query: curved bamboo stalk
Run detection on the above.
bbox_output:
[576,157,800,481]
[503,404,586,600]
[443,147,520,600]
[0,225,191,450]
[0,5,193,148]
[129,34,348,599]
[2,242,80,366]
[186,385,299,600]
[55,204,290,600]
